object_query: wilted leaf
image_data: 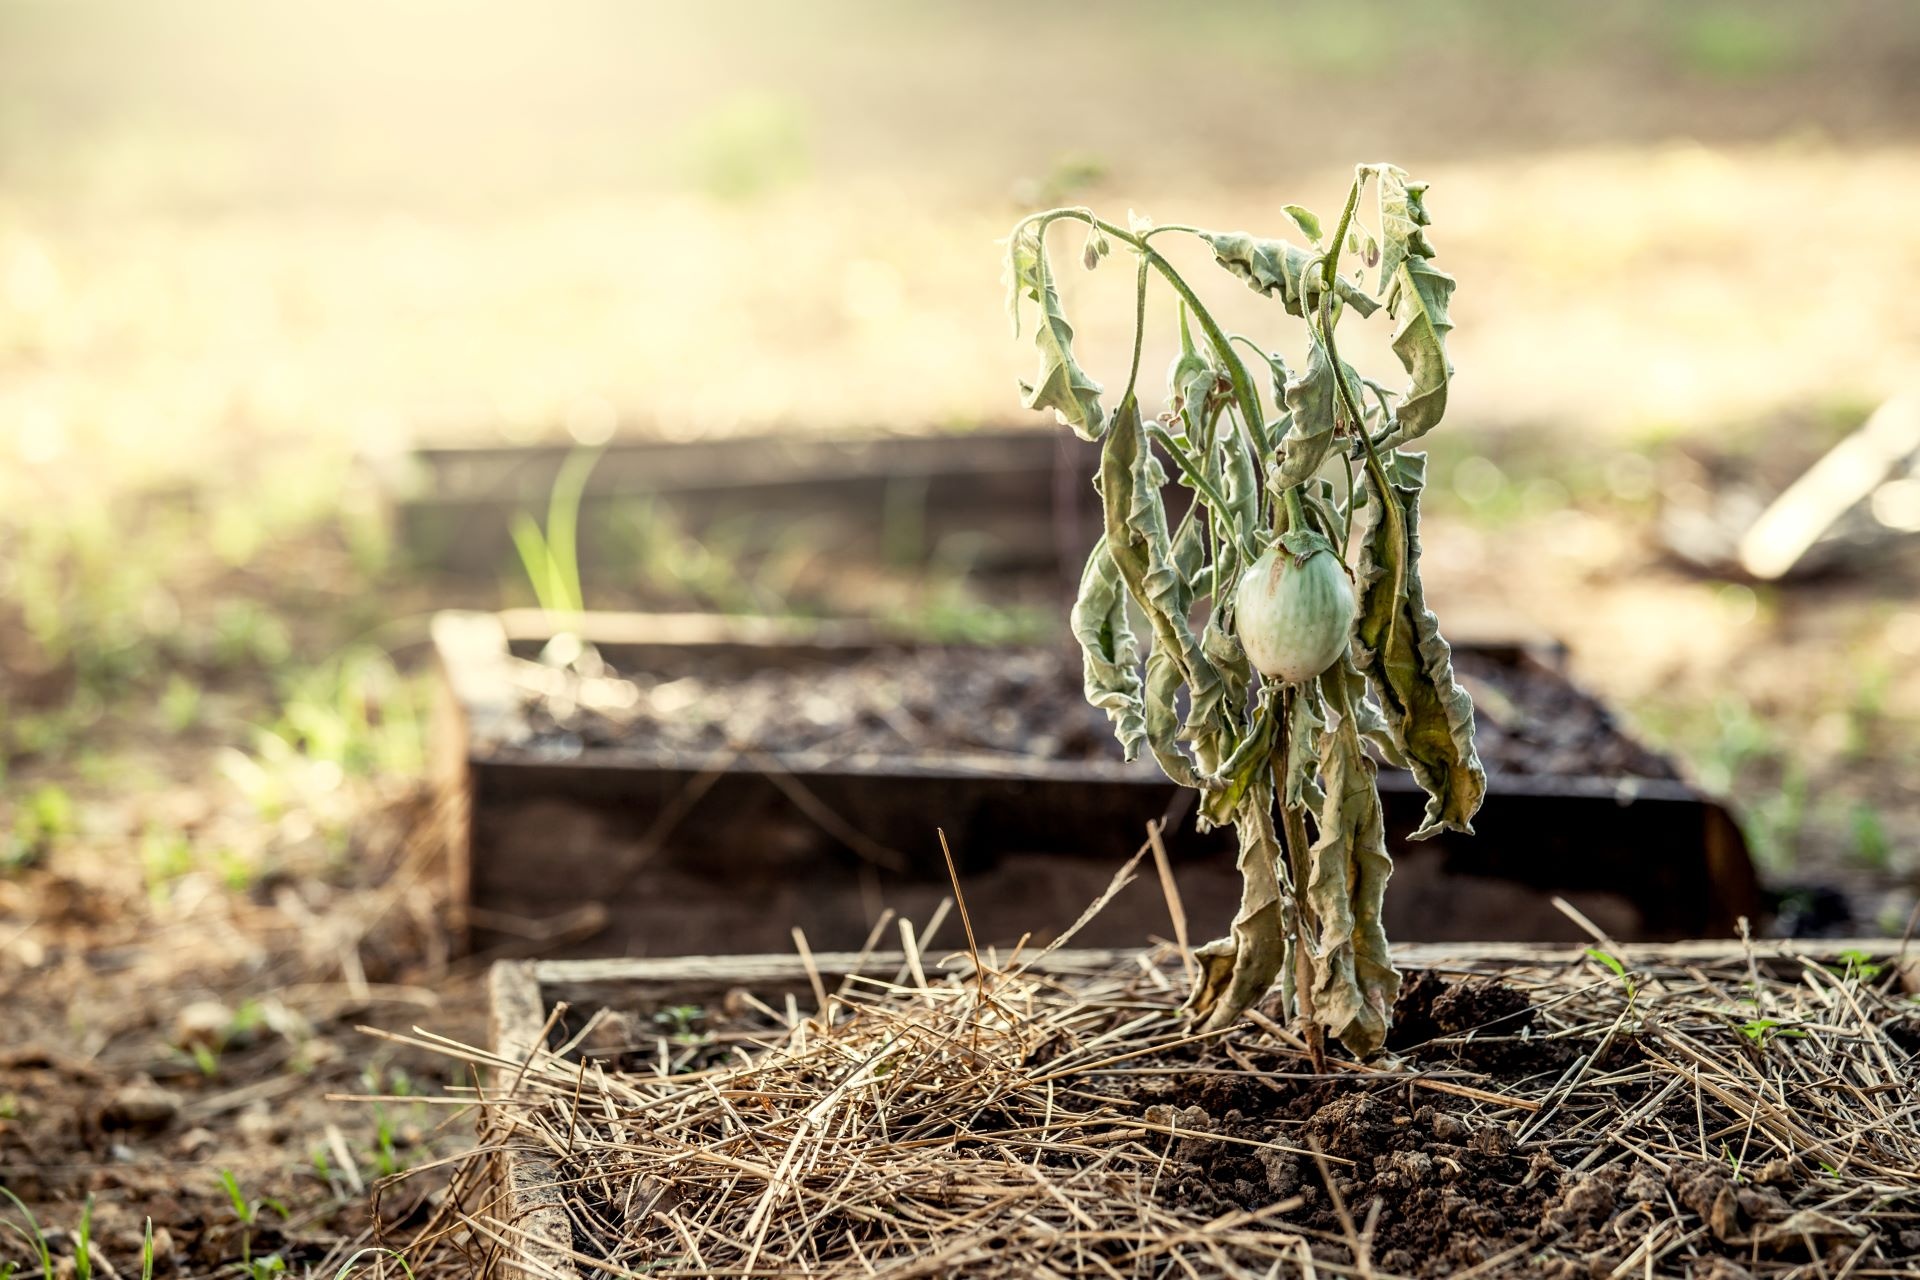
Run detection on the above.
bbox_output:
[1070,538,1146,761]
[1020,278,1107,440]
[1192,780,1288,1032]
[1200,231,1379,320]
[1380,254,1454,447]
[1362,166,1453,448]
[1282,684,1326,812]
[1304,717,1397,1056]
[1271,340,1362,492]
[1002,223,1044,336]
[1097,398,1229,780]
[1353,452,1485,838]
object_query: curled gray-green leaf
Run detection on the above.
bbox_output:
[1362,166,1453,449]
[1193,783,1288,1032]
[1020,281,1106,440]
[1070,538,1146,761]
[1304,717,1397,1057]
[1002,223,1044,337]
[1272,341,1363,492]
[1098,398,1225,784]
[1200,231,1379,321]
[1380,254,1454,447]
[1353,452,1486,838]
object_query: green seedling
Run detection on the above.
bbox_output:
[1737,1018,1807,1047]
[371,1112,403,1179]
[511,446,602,616]
[329,1247,416,1279]
[1007,164,1484,1059]
[0,1187,52,1280]
[652,1004,709,1047]
[1850,802,1891,870]
[141,1218,154,1280]
[219,1168,287,1269]
[1832,949,1884,982]
[72,1195,93,1280]
[1585,947,1640,1010]
[7,782,75,870]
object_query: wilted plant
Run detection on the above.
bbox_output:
[1005,164,1486,1060]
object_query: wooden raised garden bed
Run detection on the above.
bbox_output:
[379,426,1103,585]
[431,609,1760,957]
[467,939,1918,1279]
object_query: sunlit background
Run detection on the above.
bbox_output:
[3,1,1919,1262]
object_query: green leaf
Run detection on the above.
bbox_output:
[1199,231,1379,321]
[1353,452,1486,838]
[1070,539,1147,761]
[1282,204,1323,243]
[1585,947,1627,978]
[1303,714,1398,1057]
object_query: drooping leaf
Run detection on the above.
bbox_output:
[1303,714,1398,1057]
[1361,166,1453,449]
[1097,397,1229,781]
[1192,779,1288,1033]
[1325,654,1403,768]
[1199,231,1380,321]
[1271,339,1362,492]
[1381,254,1455,447]
[1353,451,1485,838]
[1002,222,1044,337]
[1020,281,1107,440]
[1215,412,1263,564]
[1007,224,1106,439]
[1282,684,1326,813]
[1070,538,1146,761]
[1142,646,1198,790]
[1166,304,1213,416]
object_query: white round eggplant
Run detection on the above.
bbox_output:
[1234,545,1355,684]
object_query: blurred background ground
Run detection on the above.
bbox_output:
[3,1,1919,1273]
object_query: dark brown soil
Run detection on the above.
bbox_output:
[1104,975,1810,1279]
[518,642,1682,782]
[523,643,1115,761]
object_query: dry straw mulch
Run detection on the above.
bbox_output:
[390,928,1920,1280]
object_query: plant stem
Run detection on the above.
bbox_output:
[1122,251,1150,403]
[1317,271,1407,653]
[1282,485,1308,539]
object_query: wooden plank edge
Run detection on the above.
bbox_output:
[523,938,1908,1005]
[485,961,578,1280]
